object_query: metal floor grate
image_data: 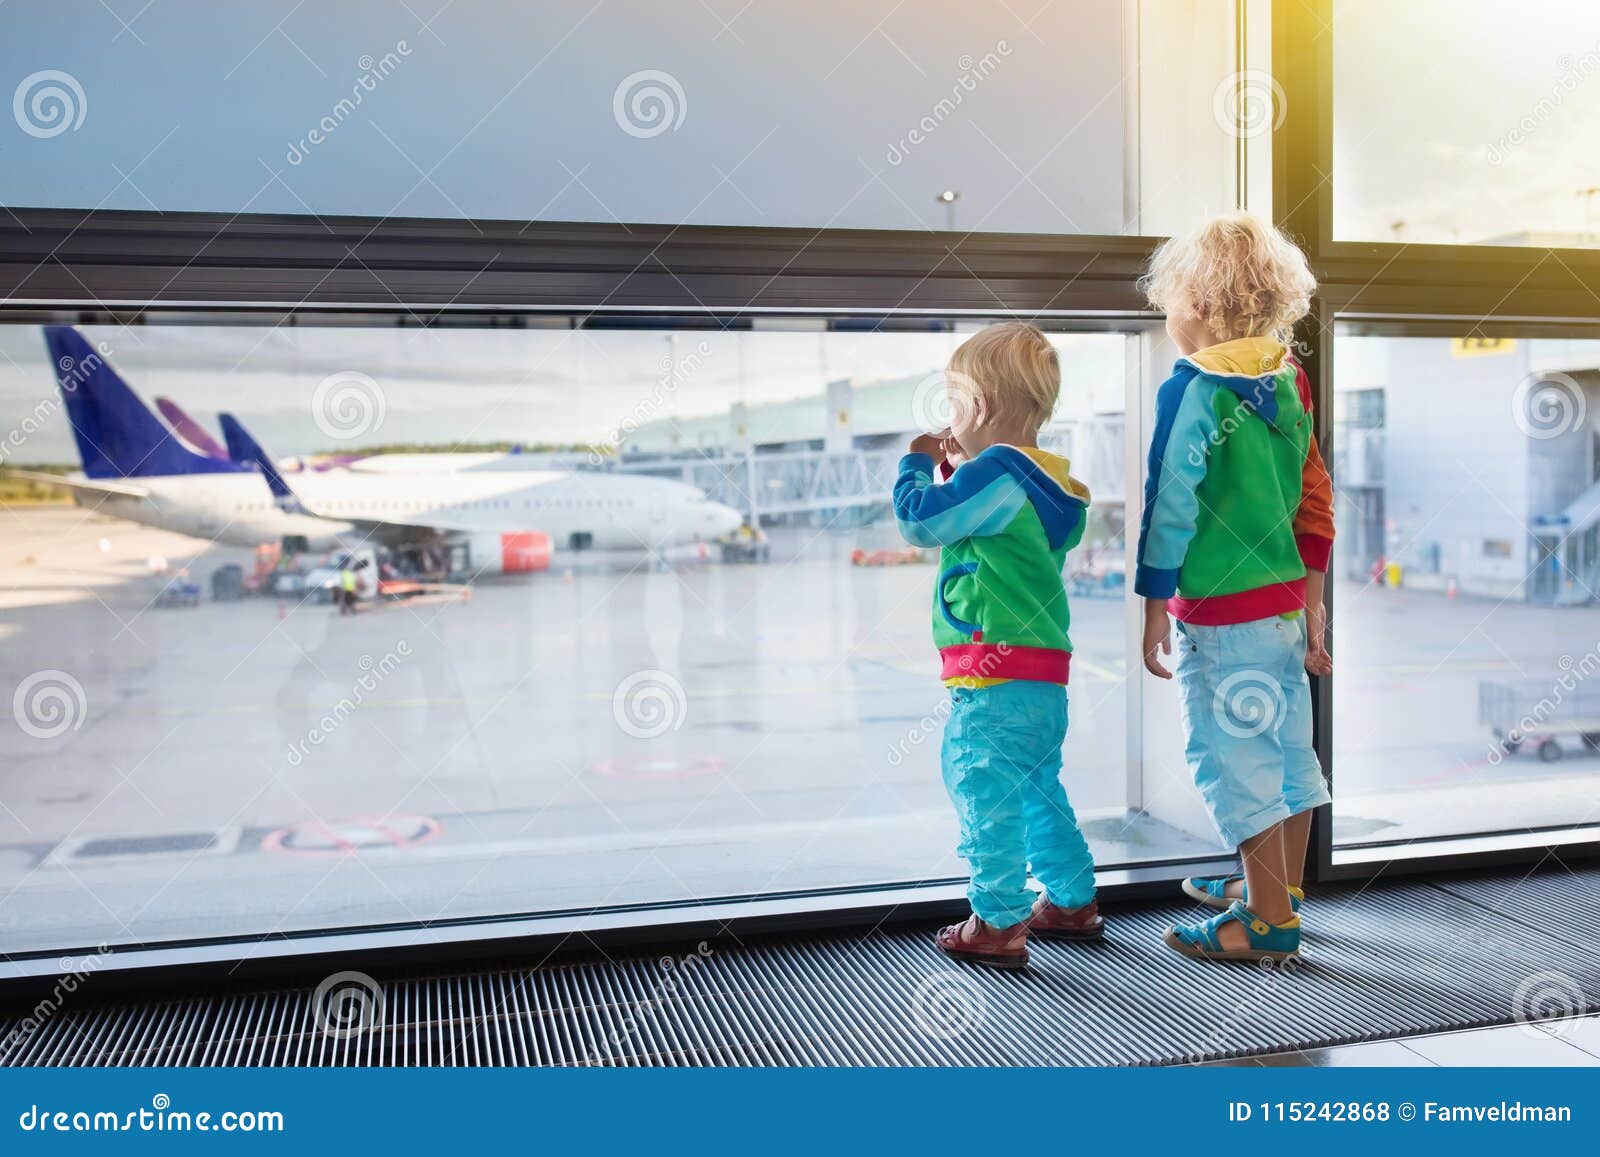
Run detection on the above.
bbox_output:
[5,865,1597,1066]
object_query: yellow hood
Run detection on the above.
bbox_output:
[1017,446,1092,506]
[1182,337,1287,379]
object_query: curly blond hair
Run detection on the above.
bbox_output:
[1140,212,1315,345]
[947,322,1060,433]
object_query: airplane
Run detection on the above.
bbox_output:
[11,327,745,572]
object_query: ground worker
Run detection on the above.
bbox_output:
[339,563,358,615]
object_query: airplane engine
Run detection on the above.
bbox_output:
[467,531,553,574]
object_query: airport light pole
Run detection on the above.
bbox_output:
[936,189,959,231]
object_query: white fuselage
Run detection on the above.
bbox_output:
[79,467,744,553]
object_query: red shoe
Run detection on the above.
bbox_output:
[1026,896,1104,941]
[934,914,1030,969]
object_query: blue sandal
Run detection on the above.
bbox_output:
[1163,899,1301,962]
[1182,874,1304,912]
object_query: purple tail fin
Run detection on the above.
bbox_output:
[154,397,230,461]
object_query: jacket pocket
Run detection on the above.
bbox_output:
[937,561,981,637]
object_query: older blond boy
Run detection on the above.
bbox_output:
[1135,212,1335,962]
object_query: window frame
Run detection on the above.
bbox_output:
[2,0,1596,989]
[1276,0,1600,884]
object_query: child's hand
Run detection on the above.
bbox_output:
[1142,600,1173,679]
[1305,601,1332,676]
[909,430,949,462]
[942,434,967,470]
[1303,569,1332,676]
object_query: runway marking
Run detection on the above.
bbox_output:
[262,814,442,856]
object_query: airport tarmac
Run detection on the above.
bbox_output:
[0,504,1596,954]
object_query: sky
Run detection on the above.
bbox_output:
[1334,0,1600,245]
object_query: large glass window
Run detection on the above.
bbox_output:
[0,318,1185,956]
[1334,0,1600,248]
[1331,326,1600,851]
[0,0,1240,234]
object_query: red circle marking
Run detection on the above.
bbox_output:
[262,814,442,856]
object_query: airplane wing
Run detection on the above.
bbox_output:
[216,414,477,546]
[3,469,150,499]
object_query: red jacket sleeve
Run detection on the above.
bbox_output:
[1291,360,1335,571]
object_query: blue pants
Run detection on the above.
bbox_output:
[1174,614,1331,849]
[940,681,1096,929]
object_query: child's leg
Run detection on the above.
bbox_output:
[1211,812,1310,900]
[940,686,1035,929]
[1167,618,1310,958]
[1018,686,1096,910]
[1174,619,1295,855]
[1283,811,1313,890]
[1200,615,1326,900]
[1279,614,1331,890]
[1237,821,1293,923]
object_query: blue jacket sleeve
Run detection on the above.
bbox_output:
[893,451,1028,548]
[1134,371,1219,598]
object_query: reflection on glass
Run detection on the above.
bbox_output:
[0,3,1238,235]
[1333,330,1600,847]
[0,321,1182,955]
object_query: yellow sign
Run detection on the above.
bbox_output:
[1451,337,1517,359]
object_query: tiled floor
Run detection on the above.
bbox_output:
[1207,1016,1600,1066]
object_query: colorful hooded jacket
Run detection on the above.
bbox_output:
[894,445,1091,685]
[1134,337,1334,625]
